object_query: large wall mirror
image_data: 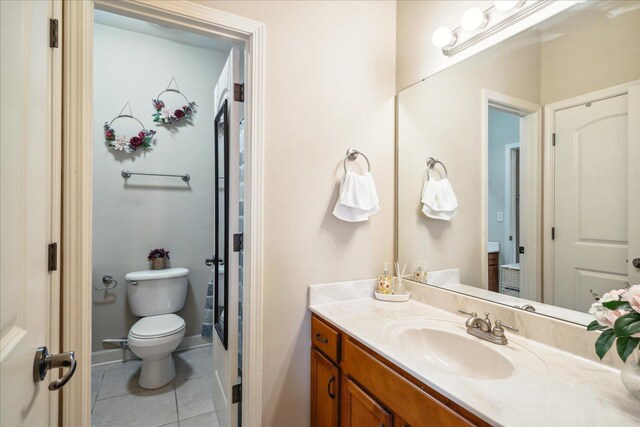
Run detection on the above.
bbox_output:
[397,0,640,325]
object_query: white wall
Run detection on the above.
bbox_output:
[488,108,520,266]
[92,22,229,352]
[195,1,397,425]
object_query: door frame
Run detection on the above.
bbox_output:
[542,80,640,305]
[503,142,520,265]
[481,89,541,300]
[61,1,265,425]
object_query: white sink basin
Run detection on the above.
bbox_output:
[384,318,546,380]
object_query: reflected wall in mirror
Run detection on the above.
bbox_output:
[397,0,640,325]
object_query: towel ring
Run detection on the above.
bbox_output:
[426,157,448,180]
[343,148,371,173]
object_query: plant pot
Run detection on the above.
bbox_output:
[621,349,640,401]
[151,257,167,270]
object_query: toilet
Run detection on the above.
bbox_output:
[125,267,189,389]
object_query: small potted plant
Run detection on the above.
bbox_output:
[588,284,640,400]
[148,248,170,270]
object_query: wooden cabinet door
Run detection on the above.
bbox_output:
[342,378,392,427]
[311,349,339,427]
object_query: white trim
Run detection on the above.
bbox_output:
[481,90,540,300]
[62,2,265,426]
[503,142,520,266]
[542,80,640,306]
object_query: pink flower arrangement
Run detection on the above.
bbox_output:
[588,284,640,361]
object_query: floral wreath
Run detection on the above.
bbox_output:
[152,77,197,125]
[104,103,156,154]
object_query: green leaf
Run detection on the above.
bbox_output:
[595,329,616,359]
[587,320,605,331]
[614,311,640,337]
[602,300,631,310]
[616,336,640,362]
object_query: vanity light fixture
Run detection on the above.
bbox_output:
[431,26,457,49]
[461,8,488,32]
[494,0,526,12]
[432,0,556,56]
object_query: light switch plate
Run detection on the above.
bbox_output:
[497,212,504,222]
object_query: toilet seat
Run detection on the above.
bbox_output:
[129,314,185,339]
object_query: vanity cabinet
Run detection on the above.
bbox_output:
[311,314,489,427]
[311,349,340,427]
[342,378,392,427]
[488,252,499,292]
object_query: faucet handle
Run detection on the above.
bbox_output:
[493,319,518,337]
[458,309,477,318]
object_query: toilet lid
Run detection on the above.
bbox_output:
[130,314,185,339]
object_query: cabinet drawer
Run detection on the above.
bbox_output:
[488,252,499,266]
[343,338,475,427]
[312,315,341,363]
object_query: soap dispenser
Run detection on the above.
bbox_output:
[377,262,393,295]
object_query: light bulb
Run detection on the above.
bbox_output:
[494,0,525,12]
[461,8,488,32]
[432,26,456,49]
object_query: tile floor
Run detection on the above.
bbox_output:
[91,346,218,427]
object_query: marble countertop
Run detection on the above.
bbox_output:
[309,285,640,426]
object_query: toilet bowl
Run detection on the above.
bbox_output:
[128,314,186,389]
[125,268,189,389]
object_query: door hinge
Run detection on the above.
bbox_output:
[551,227,555,240]
[234,83,244,103]
[233,233,244,252]
[48,243,58,272]
[50,19,59,48]
[232,383,242,403]
[552,133,556,146]
[518,246,525,254]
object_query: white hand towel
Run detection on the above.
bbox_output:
[421,177,458,221]
[333,171,380,222]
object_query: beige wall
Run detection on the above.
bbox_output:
[194,1,397,426]
[540,3,640,104]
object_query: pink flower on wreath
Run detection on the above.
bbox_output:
[174,109,185,119]
[624,284,640,314]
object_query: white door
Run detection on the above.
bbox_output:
[212,47,241,427]
[554,92,638,312]
[0,1,64,426]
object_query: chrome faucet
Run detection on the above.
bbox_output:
[458,310,518,345]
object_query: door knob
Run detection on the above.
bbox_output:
[33,346,77,391]
[633,258,640,269]
[205,257,216,266]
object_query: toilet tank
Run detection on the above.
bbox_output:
[125,268,189,317]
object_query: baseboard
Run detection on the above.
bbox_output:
[91,334,212,367]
